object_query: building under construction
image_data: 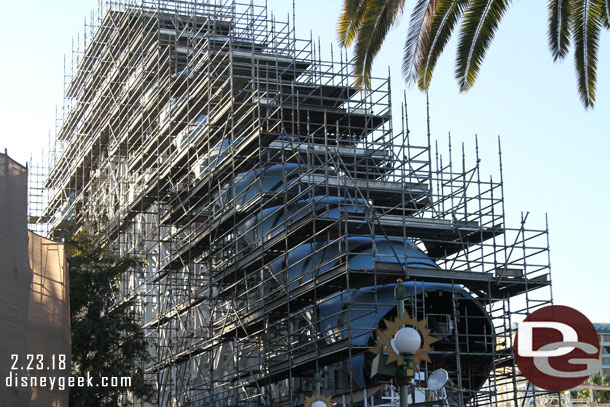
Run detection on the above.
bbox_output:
[32,0,554,405]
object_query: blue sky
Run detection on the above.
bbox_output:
[1,1,608,322]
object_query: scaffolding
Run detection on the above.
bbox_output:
[33,0,554,405]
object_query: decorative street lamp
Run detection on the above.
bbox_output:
[392,326,421,407]
[304,372,333,407]
[369,279,439,407]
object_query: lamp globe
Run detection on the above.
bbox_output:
[392,327,421,354]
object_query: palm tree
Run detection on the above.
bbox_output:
[338,0,609,108]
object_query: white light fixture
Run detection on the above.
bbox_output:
[311,401,328,407]
[391,327,421,354]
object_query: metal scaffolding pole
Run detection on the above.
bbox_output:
[30,1,553,405]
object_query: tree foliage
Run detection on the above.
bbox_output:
[570,375,610,403]
[338,0,609,108]
[67,230,153,406]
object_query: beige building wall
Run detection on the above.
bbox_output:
[27,231,70,407]
[0,153,33,406]
[0,153,70,407]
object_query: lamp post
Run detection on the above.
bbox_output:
[304,372,332,407]
[393,280,421,407]
[370,280,435,407]
[312,372,325,407]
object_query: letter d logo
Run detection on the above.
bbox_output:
[517,321,577,357]
[514,305,600,392]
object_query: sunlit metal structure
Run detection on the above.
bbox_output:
[32,1,554,405]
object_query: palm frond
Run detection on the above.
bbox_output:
[455,0,511,91]
[417,0,469,91]
[572,0,604,108]
[548,0,573,60]
[402,0,438,84]
[601,0,610,28]
[385,0,407,24]
[338,0,369,47]
[353,0,406,89]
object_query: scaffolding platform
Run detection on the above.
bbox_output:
[33,1,553,406]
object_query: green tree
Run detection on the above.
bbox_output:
[590,374,610,403]
[338,0,609,108]
[66,230,153,406]
[570,375,610,403]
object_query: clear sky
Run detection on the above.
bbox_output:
[1,1,608,322]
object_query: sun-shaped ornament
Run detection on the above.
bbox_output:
[369,311,439,370]
[304,393,333,407]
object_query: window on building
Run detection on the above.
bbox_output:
[602,357,610,366]
[603,368,610,377]
[603,334,610,343]
[603,346,610,355]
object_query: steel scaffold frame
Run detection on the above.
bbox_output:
[31,1,553,406]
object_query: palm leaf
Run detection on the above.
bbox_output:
[338,0,369,46]
[352,0,406,88]
[455,0,511,91]
[601,0,610,28]
[572,0,604,108]
[417,0,470,91]
[403,0,438,84]
[548,0,573,60]
[385,0,408,26]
